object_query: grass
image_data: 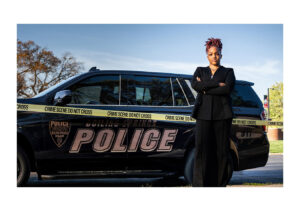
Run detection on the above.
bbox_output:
[242,183,273,186]
[239,183,283,187]
[269,140,283,153]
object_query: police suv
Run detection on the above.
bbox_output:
[17,67,269,186]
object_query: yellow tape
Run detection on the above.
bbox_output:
[17,103,283,126]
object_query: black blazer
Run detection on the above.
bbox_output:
[191,66,236,120]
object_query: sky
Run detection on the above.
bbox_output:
[17,24,283,100]
[4,0,300,209]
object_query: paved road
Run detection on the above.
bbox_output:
[26,154,283,187]
[229,154,283,186]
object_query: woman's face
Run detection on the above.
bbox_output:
[207,46,222,66]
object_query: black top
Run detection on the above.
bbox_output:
[191,66,236,120]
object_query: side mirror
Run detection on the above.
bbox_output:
[54,90,72,106]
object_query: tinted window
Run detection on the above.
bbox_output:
[125,75,173,106]
[180,78,195,105]
[69,75,119,105]
[120,75,128,105]
[172,78,188,106]
[34,73,85,98]
[185,79,197,98]
[231,85,260,108]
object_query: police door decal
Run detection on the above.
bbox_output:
[69,127,178,153]
[49,121,71,148]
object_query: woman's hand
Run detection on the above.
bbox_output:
[196,77,206,94]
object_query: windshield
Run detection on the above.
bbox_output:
[33,73,84,98]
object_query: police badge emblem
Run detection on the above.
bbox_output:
[49,121,71,148]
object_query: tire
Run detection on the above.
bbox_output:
[17,146,31,187]
[223,153,234,186]
[184,148,195,185]
[183,148,234,186]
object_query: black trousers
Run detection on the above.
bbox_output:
[192,118,232,187]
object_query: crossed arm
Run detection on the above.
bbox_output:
[191,68,236,96]
[191,68,219,92]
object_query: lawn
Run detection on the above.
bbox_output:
[269,140,283,153]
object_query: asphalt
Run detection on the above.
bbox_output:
[229,154,283,186]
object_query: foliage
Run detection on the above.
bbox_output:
[269,140,283,153]
[17,40,83,98]
[269,82,283,122]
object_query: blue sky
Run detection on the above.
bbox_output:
[17,24,283,100]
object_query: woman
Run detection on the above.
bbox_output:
[191,38,236,187]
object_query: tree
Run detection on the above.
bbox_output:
[17,40,83,98]
[269,82,283,123]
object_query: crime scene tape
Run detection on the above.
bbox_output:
[17,103,283,126]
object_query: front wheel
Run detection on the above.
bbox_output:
[17,147,31,187]
[183,148,234,187]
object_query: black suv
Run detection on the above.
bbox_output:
[17,67,269,186]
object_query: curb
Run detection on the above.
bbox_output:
[269,153,283,155]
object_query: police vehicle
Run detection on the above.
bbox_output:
[17,67,269,186]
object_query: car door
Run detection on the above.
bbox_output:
[38,74,129,173]
[122,74,195,172]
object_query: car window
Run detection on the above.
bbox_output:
[185,79,197,99]
[231,85,260,108]
[69,75,120,105]
[172,78,188,106]
[33,73,85,98]
[180,78,195,105]
[125,75,173,106]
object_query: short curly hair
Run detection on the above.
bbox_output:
[205,38,222,53]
